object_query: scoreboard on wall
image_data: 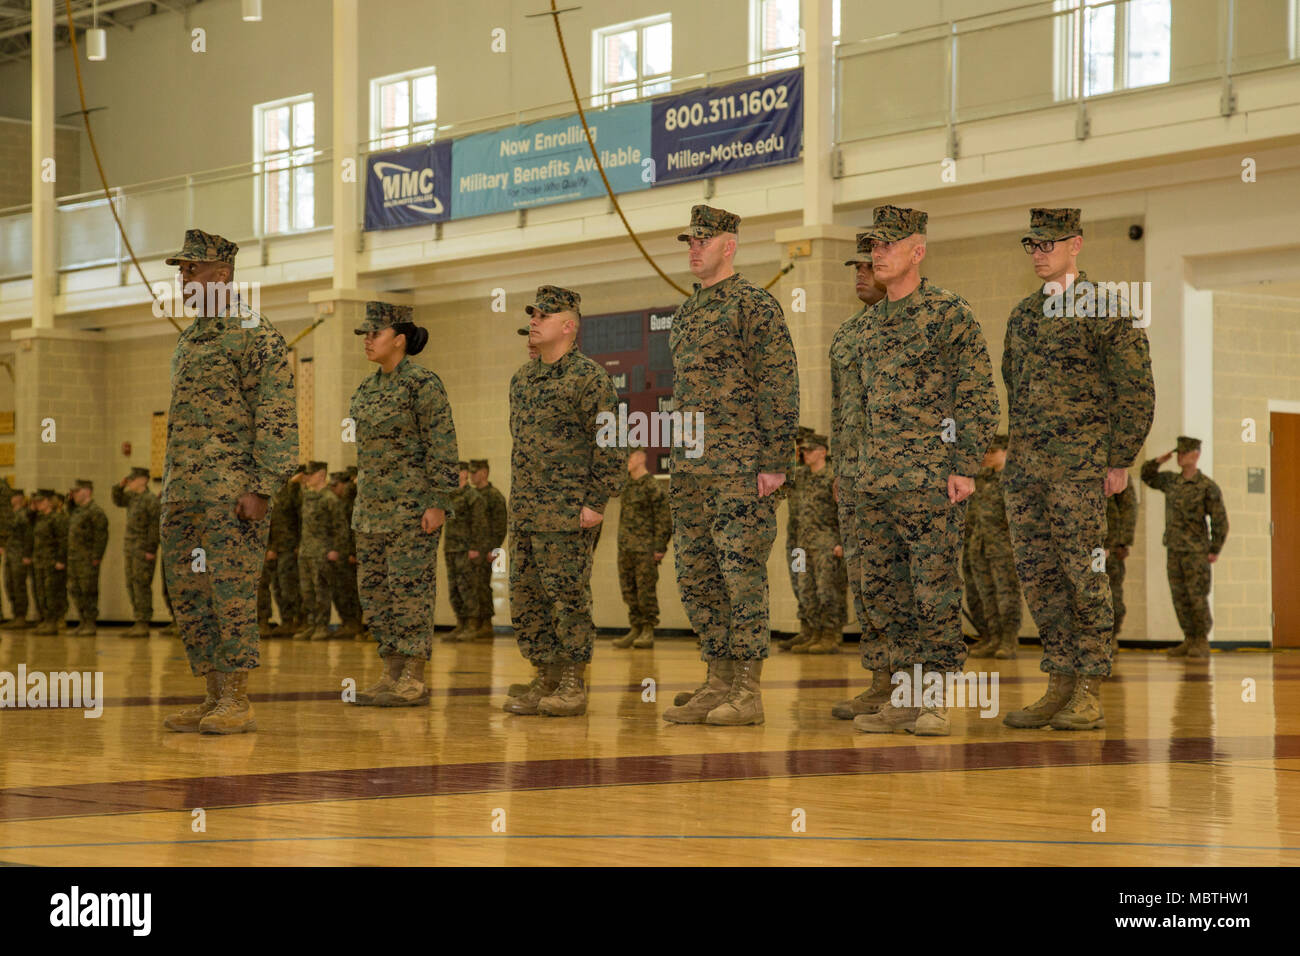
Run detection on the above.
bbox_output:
[581,306,679,475]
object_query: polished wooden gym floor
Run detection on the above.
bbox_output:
[1,626,1296,866]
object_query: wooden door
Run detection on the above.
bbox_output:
[1272,412,1300,647]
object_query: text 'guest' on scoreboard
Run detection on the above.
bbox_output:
[581,306,678,475]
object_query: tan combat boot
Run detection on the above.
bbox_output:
[441,618,471,642]
[159,621,179,636]
[1167,637,1191,657]
[334,619,361,639]
[664,660,735,722]
[705,660,764,726]
[198,671,257,734]
[353,623,371,643]
[473,617,496,641]
[124,621,150,638]
[779,623,813,652]
[807,630,841,654]
[354,655,406,706]
[993,631,1018,660]
[75,620,97,636]
[1003,672,1075,728]
[309,624,332,641]
[831,669,894,719]
[33,621,57,635]
[789,626,818,654]
[1049,676,1105,730]
[163,673,223,732]
[293,622,315,640]
[374,657,430,707]
[271,618,298,638]
[913,706,951,736]
[538,662,587,716]
[1186,635,1210,659]
[503,663,560,715]
[612,625,641,648]
[853,704,919,733]
[967,633,998,658]
[631,626,655,649]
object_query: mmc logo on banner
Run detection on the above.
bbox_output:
[365,141,453,230]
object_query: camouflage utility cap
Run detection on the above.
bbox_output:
[328,471,349,484]
[1022,208,1082,243]
[1176,435,1202,453]
[75,479,94,490]
[805,433,829,450]
[844,232,875,266]
[129,467,150,480]
[306,460,328,475]
[524,285,581,317]
[863,205,927,242]
[355,301,414,335]
[677,204,740,242]
[457,460,469,470]
[469,459,488,470]
[165,228,239,266]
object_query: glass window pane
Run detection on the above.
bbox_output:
[765,52,800,72]
[605,29,638,84]
[643,21,672,76]
[266,168,290,233]
[382,81,409,130]
[412,124,436,143]
[611,86,638,104]
[263,105,289,153]
[294,166,314,230]
[642,79,671,98]
[1084,5,1115,95]
[832,0,841,41]
[412,74,437,123]
[293,100,314,147]
[764,0,800,53]
[1126,0,1170,88]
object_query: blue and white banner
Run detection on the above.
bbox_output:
[451,102,652,218]
[652,68,802,185]
[364,141,453,230]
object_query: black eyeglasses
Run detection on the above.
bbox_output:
[1022,237,1077,254]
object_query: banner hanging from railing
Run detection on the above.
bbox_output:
[363,67,803,231]
[364,141,453,230]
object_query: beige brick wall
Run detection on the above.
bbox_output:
[0,119,82,208]
[1212,291,1300,646]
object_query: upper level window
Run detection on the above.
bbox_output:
[593,15,672,107]
[255,94,314,234]
[371,68,437,149]
[1055,0,1171,99]
[752,0,801,72]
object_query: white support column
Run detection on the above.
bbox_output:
[30,0,55,330]
[801,0,834,227]
[332,0,359,288]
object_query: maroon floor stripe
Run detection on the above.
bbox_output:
[1,734,1295,823]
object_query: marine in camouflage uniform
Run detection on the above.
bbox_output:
[258,467,304,636]
[791,434,847,655]
[1141,435,1228,659]
[1104,478,1138,657]
[328,470,364,638]
[965,435,1022,661]
[30,490,70,634]
[442,461,491,643]
[1002,209,1155,731]
[111,467,160,636]
[470,458,507,640]
[505,285,624,718]
[612,448,672,649]
[294,460,348,641]
[849,206,1000,738]
[350,301,459,708]
[159,230,298,735]
[962,520,991,645]
[67,479,109,635]
[1,489,35,629]
[828,236,894,720]
[663,205,799,727]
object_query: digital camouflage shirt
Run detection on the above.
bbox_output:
[1140,461,1228,554]
[854,279,1000,494]
[67,500,109,562]
[617,473,672,553]
[508,344,625,533]
[350,356,460,534]
[1002,271,1155,484]
[830,305,870,479]
[299,487,348,559]
[1105,481,1138,550]
[163,302,298,503]
[445,483,491,553]
[793,465,840,550]
[110,485,160,554]
[668,273,799,476]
